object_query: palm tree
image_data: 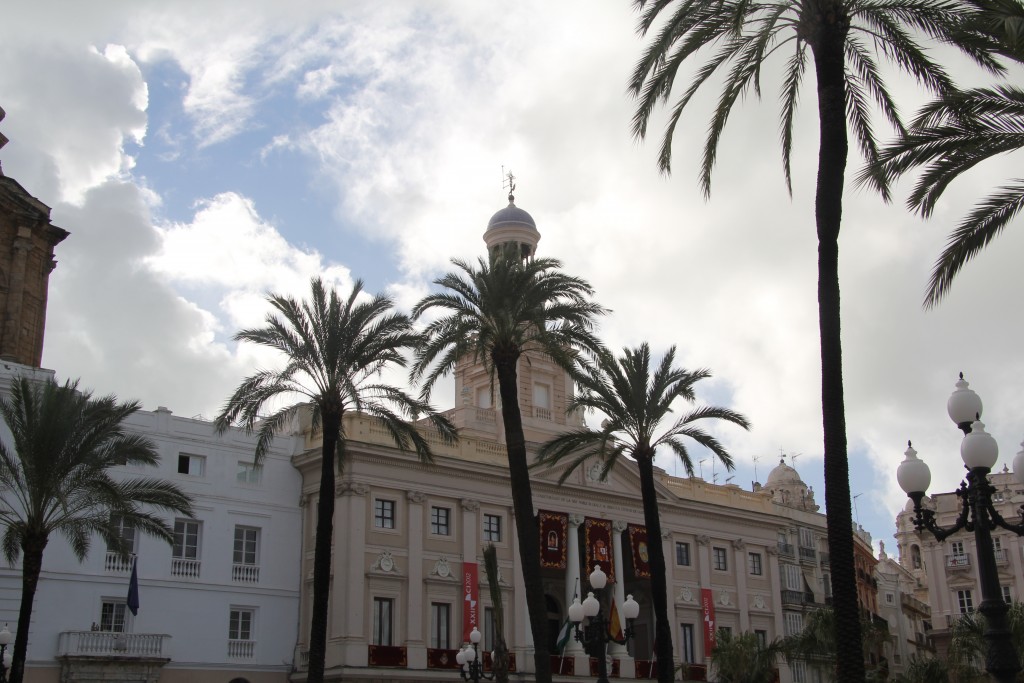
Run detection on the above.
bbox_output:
[896,654,952,683]
[864,0,1024,307]
[412,245,606,683]
[710,629,785,683]
[781,606,892,681]
[216,277,456,683]
[534,343,749,683]
[947,602,1024,681]
[628,3,990,679]
[0,377,194,683]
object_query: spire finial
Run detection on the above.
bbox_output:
[502,165,516,204]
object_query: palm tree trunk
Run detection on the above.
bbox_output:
[810,5,865,682]
[9,534,46,683]
[306,408,341,683]
[635,452,675,683]
[493,349,552,683]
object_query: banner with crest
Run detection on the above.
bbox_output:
[627,524,651,578]
[539,510,568,569]
[584,517,614,583]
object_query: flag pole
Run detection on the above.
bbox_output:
[559,577,579,675]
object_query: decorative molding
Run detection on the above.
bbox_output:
[731,538,746,551]
[372,550,399,573]
[431,556,453,579]
[407,490,426,504]
[718,591,732,607]
[568,513,585,527]
[298,494,308,508]
[586,460,610,486]
[461,499,480,512]
[696,535,711,547]
[337,481,369,497]
[752,594,766,610]
[612,520,628,534]
[766,546,779,556]
[678,586,695,603]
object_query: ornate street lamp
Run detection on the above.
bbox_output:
[898,373,1024,683]
[455,627,496,683]
[0,624,13,683]
[567,565,640,683]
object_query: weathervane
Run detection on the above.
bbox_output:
[501,165,516,203]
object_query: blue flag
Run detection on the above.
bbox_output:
[127,557,140,616]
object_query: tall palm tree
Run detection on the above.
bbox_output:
[864,1,1024,307]
[412,245,606,683]
[781,606,892,681]
[947,601,1024,680]
[534,343,749,683]
[0,377,194,683]
[216,277,456,683]
[628,3,990,679]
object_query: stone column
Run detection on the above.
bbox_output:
[406,491,427,669]
[609,521,629,657]
[766,546,784,638]
[336,481,369,666]
[733,539,750,631]
[565,514,585,657]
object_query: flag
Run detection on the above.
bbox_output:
[127,557,140,616]
[608,597,623,641]
[556,615,572,652]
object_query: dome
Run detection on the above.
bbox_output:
[765,458,804,487]
[487,201,536,230]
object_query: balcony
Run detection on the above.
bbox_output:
[475,408,495,423]
[945,554,971,570]
[104,552,133,573]
[232,563,260,583]
[778,543,795,559]
[995,549,1009,565]
[781,590,807,606]
[171,557,201,578]
[819,552,830,566]
[58,631,170,657]
[799,547,817,563]
[901,593,931,617]
[228,639,255,659]
[534,406,551,420]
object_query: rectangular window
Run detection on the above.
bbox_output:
[430,603,451,649]
[958,589,974,614]
[755,629,768,648]
[885,592,895,605]
[951,540,966,560]
[748,552,763,576]
[676,542,691,567]
[483,514,501,542]
[994,537,1003,552]
[431,506,451,536]
[173,520,201,559]
[177,453,205,476]
[784,564,803,591]
[236,461,262,485]
[1003,585,1012,604]
[100,600,127,632]
[784,612,804,636]
[108,514,137,555]
[680,623,696,663]
[229,608,254,641]
[374,499,396,529]
[233,526,259,565]
[476,387,492,409]
[798,527,815,548]
[713,547,728,571]
[534,383,551,409]
[792,660,807,683]
[373,597,394,646]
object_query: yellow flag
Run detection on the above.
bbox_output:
[608,598,623,641]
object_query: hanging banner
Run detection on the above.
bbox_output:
[539,510,568,569]
[463,562,479,643]
[701,588,716,656]
[584,517,614,583]
[628,524,651,578]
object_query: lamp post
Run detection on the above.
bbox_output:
[898,373,1024,683]
[455,627,495,683]
[0,624,12,683]
[567,565,640,683]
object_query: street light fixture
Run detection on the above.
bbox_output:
[898,373,1024,683]
[0,624,13,683]
[455,627,496,683]
[567,565,640,683]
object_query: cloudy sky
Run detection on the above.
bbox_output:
[2,1,1021,553]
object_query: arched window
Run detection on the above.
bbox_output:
[911,544,922,569]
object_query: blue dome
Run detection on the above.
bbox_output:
[487,202,536,230]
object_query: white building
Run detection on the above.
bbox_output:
[0,363,303,683]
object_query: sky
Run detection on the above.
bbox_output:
[2,1,1022,557]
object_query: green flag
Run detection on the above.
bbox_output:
[556,615,572,652]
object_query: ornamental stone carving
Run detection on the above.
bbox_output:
[407,490,426,504]
[569,514,584,527]
[719,592,732,607]
[461,499,480,512]
[337,481,369,497]
[431,556,453,578]
[372,550,398,573]
[678,586,694,603]
[752,595,766,610]
[696,535,711,547]
[731,538,746,551]
[612,520,628,534]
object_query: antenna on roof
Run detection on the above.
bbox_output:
[726,476,734,484]
[698,458,707,481]
[853,493,863,524]
[790,452,802,469]
[501,165,516,203]
[753,454,762,482]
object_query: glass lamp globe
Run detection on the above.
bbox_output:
[464,643,477,662]
[470,627,482,644]
[589,564,607,590]
[897,441,931,495]
[568,597,584,623]
[962,419,998,470]
[948,373,983,429]
[0,625,11,647]
[582,591,600,618]
[623,594,640,620]
[1,650,9,668]
[456,648,466,666]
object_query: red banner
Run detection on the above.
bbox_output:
[539,510,568,569]
[463,562,479,643]
[702,588,716,656]
[628,524,651,578]
[584,517,614,583]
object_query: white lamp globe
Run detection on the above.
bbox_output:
[464,644,477,662]
[1,650,9,668]
[1013,440,1024,486]
[623,594,640,620]
[456,648,467,666]
[0,625,11,647]
[962,419,998,470]
[897,442,931,495]
[470,627,482,644]
[568,597,584,623]
[589,564,607,590]
[948,373,983,428]
[582,591,600,618]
